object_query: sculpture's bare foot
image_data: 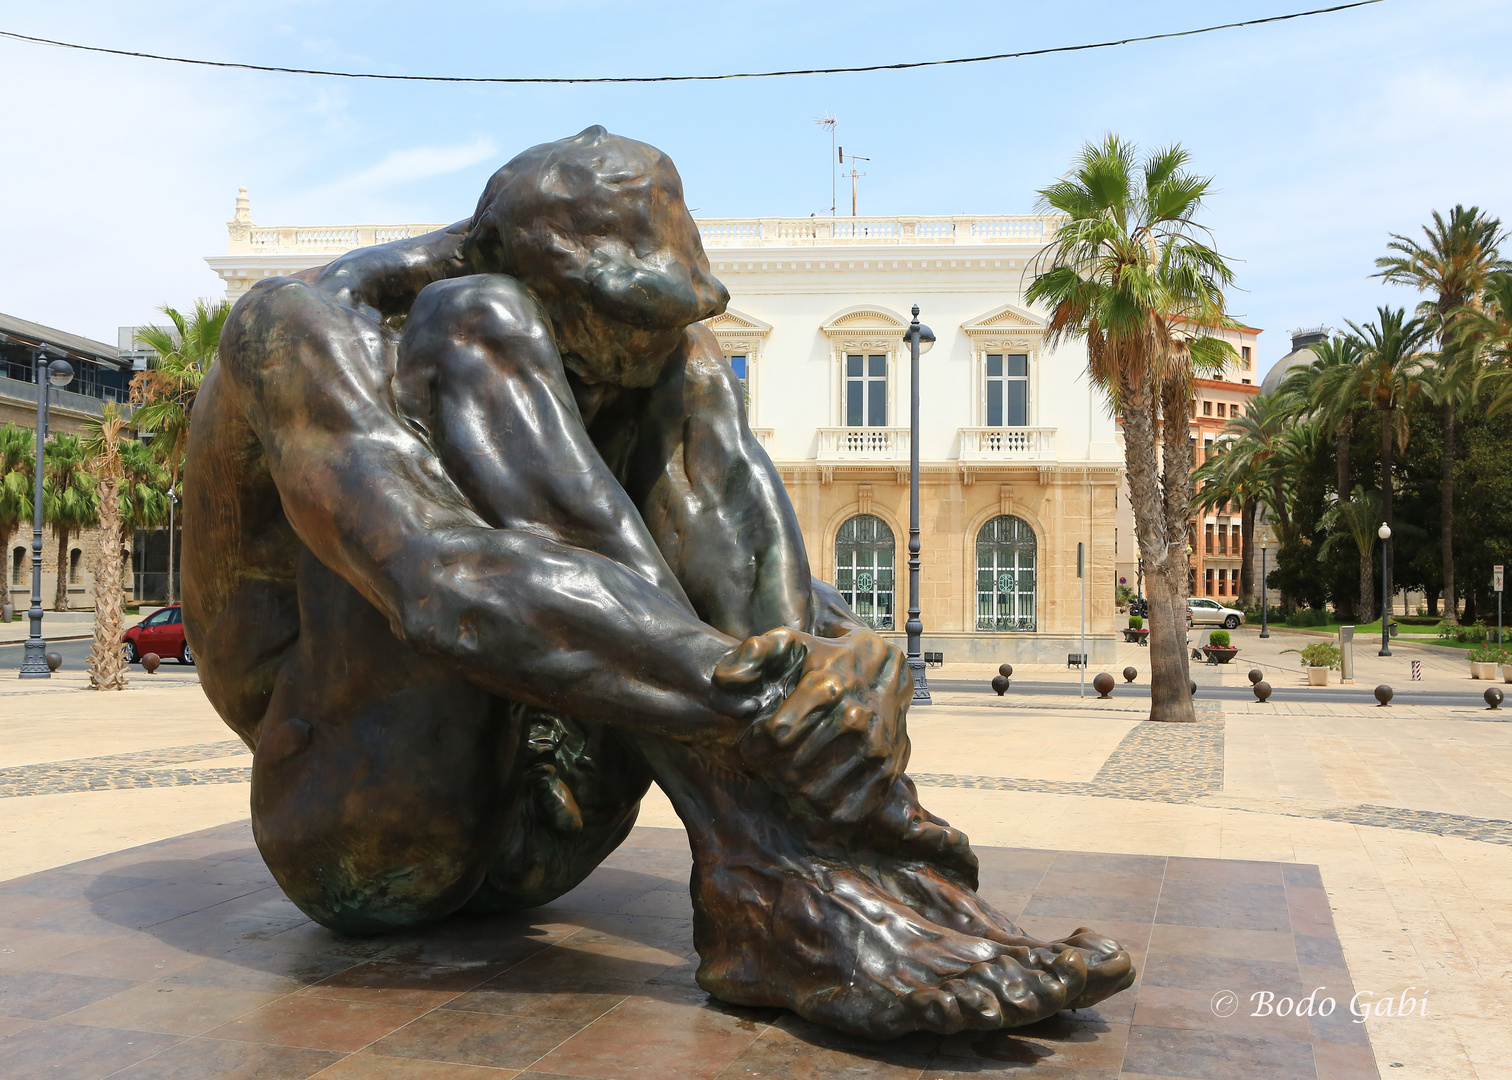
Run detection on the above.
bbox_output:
[863,781,1136,1011]
[691,858,1089,1039]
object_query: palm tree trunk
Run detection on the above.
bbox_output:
[1238,499,1256,608]
[1120,368,1193,723]
[1381,405,1394,612]
[53,525,70,612]
[1359,547,1376,624]
[88,479,128,690]
[1153,373,1197,723]
[1336,413,1352,502]
[1441,402,1456,622]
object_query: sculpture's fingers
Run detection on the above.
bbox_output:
[903,986,966,1034]
[712,627,806,690]
[941,977,1005,1030]
[762,670,844,749]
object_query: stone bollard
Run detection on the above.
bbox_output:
[1248,668,1264,685]
[1189,679,1197,697]
[1254,680,1272,702]
[143,652,162,674]
[1486,687,1504,710]
[998,663,1013,679]
[45,652,62,672]
[1374,684,1393,707]
[991,675,1010,696]
[1093,673,1114,698]
[1123,666,1137,683]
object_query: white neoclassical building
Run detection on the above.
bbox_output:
[206,193,1128,662]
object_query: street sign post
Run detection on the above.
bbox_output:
[1077,542,1086,698]
[1496,565,1504,646]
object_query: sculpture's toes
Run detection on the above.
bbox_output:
[1054,928,1136,1008]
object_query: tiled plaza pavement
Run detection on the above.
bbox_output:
[0,822,1374,1080]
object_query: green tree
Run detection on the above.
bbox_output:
[42,434,98,612]
[0,423,35,590]
[1319,486,1383,623]
[1027,135,1237,723]
[131,298,230,604]
[82,406,131,689]
[117,439,171,534]
[1375,206,1508,621]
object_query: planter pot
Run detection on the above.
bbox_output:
[1123,628,1150,645]
[1203,646,1239,664]
[1307,666,1329,686]
[1503,665,1512,684]
[1471,662,1499,680]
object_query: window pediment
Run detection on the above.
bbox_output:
[962,303,1045,345]
[821,305,910,339]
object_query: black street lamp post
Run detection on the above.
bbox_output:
[1259,541,1270,639]
[903,305,934,705]
[1377,522,1392,657]
[20,352,75,678]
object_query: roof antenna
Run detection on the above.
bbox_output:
[813,113,836,216]
[839,147,870,216]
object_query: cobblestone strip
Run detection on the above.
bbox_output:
[0,740,250,799]
[1091,717,1225,796]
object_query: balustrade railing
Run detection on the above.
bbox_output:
[957,427,1058,460]
[695,215,1060,248]
[816,427,911,461]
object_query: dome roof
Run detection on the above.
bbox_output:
[1259,328,1329,396]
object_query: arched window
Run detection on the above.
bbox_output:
[69,548,82,584]
[10,547,24,586]
[835,514,895,630]
[976,515,1037,631]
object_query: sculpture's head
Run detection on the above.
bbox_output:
[463,126,728,387]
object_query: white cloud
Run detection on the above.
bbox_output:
[300,137,499,206]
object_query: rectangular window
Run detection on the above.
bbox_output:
[1205,523,1214,554]
[1218,523,1228,555]
[1232,529,1240,558]
[1242,346,1252,364]
[1217,402,1226,418]
[725,354,747,390]
[1205,568,1214,596]
[985,353,1029,427]
[1202,400,1212,416]
[1218,569,1227,595]
[846,354,888,426]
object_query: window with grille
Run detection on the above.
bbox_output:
[68,549,82,584]
[835,514,894,630]
[10,547,23,586]
[845,354,888,426]
[976,515,1036,631]
[985,353,1028,427]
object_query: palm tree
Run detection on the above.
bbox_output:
[0,423,35,594]
[1027,135,1237,723]
[1457,271,1512,418]
[1375,206,1508,621]
[1320,487,1384,624]
[82,405,131,689]
[1194,393,1297,609]
[1281,335,1364,508]
[1344,307,1432,610]
[131,299,230,604]
[42,434,98,612]
[118,439,171,534]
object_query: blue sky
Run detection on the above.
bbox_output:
[3,0,1510,374]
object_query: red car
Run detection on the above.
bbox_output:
[123,604,194,665]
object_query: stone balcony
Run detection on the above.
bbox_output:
[957,427,1058,461]
[816,427,911,461]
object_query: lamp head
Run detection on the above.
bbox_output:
[46,359,74,388]
[1377,522,1392,541]
[917,323,935,355]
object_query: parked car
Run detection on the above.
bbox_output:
[1188,597,1244,629]
[123,605,193,664]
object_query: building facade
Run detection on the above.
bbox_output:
[206,195,1124,661]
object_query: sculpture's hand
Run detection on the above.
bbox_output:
[713,627,912,825]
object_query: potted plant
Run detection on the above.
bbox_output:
[1287,642,1340,686]
[1124,615,1149,644]
[1202,628,1239,664]
[1469,645,1504,680]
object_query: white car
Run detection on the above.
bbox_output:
[1188,597,1245,629]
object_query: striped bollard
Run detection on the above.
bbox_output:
[1411,660,1422,682]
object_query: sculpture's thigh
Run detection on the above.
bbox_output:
[252,550,513,935]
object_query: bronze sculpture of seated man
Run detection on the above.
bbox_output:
[182,125,1135,1039]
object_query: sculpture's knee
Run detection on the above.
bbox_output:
[408,274,556,368]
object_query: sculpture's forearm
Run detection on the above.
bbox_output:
[313,221,472,318]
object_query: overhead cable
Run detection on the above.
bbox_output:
[0,1,1385,85]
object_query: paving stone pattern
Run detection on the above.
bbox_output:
[0,741,250,800]
[0,821,1378,1079]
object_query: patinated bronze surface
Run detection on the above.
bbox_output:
[182,126,1136,1039]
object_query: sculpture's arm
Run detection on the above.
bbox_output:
[219,277,779,739]
[311,220,473,320]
